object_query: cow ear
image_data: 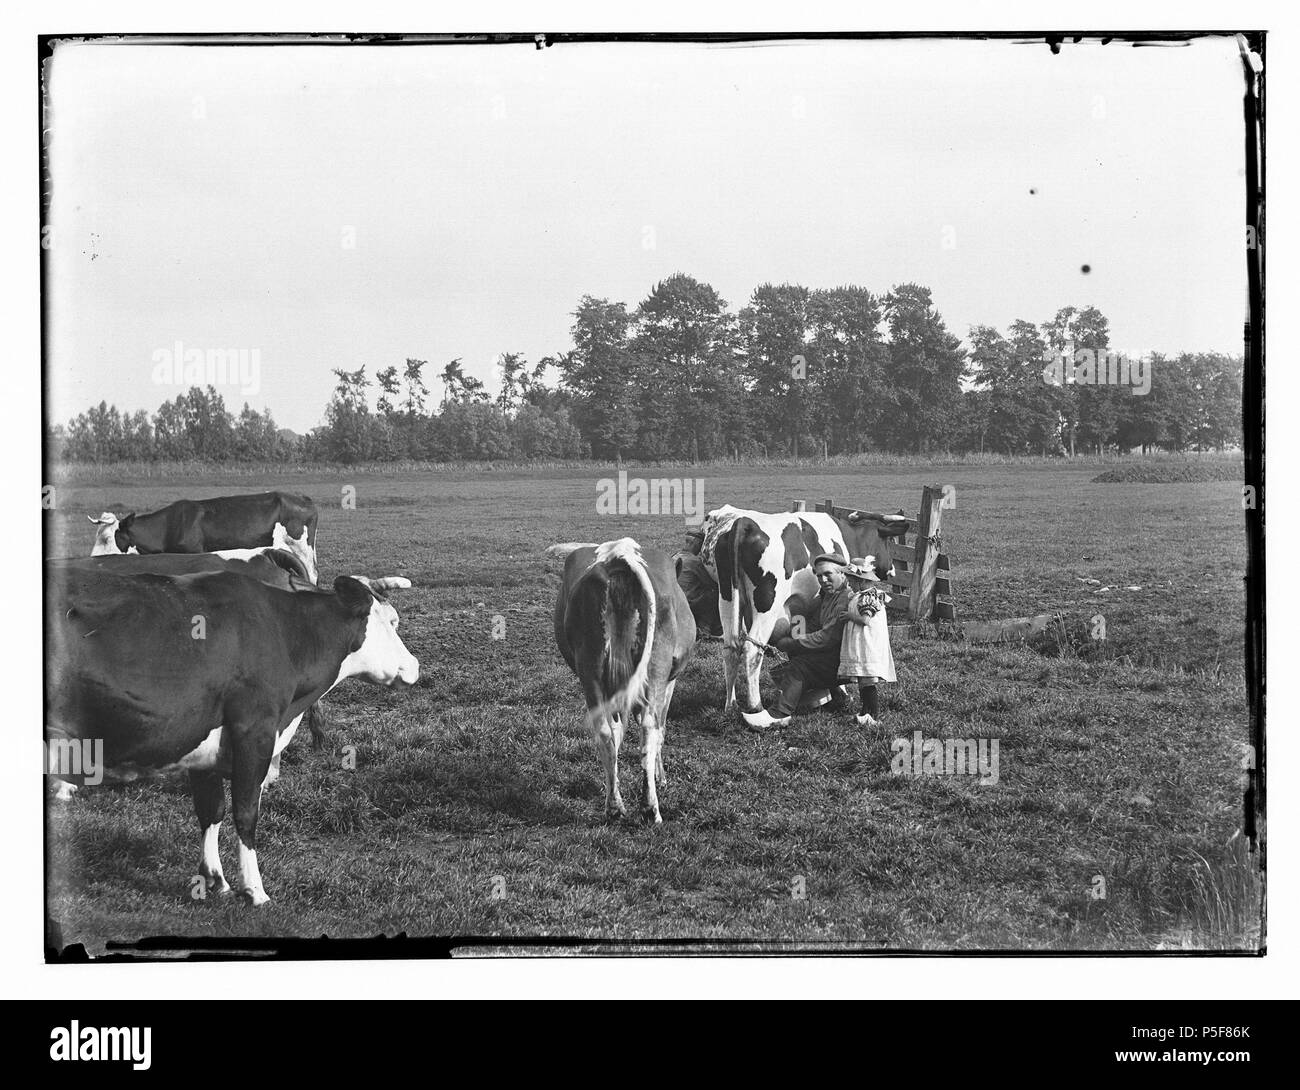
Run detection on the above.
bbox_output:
[333,575,375,616]
[881,518,912,538]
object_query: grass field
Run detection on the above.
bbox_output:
[44,461,1260,952]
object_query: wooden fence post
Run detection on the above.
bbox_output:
[908,484,945,622]
[791,500,806,512]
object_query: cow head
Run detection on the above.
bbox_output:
[839,511,911,581]
[87,512,135,555]
[335,575,420,687]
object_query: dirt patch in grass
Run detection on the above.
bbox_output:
[1092,461,1243,484]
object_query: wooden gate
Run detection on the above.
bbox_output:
[804,484,956,624]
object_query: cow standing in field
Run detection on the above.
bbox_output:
[88,491,320,583]
[47,547,331,757]
[46,569,419,905]
[699,505,911,730]
[549,538,696,824]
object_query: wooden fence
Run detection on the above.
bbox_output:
[796,484,956,624]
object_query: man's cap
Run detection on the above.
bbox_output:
[812,552,847,568]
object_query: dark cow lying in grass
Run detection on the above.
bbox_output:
[548,538,696,824]
[51,544,312,588]
[89,490,320,583]
[46,568,418,905]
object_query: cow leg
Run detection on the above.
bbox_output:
[229,723,276,906]
[587,708,626,820]
[640,701,664,824]
[190,770,231,896]
[263,712,304,789]
[721,642,739,713]
[263,751,282,789]
[739,612,790,730]
[290,526,318,583]
[656,679,678,786]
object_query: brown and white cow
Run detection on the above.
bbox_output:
[46,568,418,904]
[47,547,328,756]
[548,538,696,824]
[699,505,911,730]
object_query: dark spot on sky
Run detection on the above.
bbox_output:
[1029,188,1037,195]
[1081,264,1092,274]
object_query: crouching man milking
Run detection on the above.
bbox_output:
[763,553,852,728]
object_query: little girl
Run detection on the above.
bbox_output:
[838,558,897,727]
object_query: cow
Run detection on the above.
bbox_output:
[88,490,320,583]
[548,538,695,824]
[46,547,331,754]
[699,504,911,730]
[49,545,312,588]
[46,568,419,905]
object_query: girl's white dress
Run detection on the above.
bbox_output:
[838,589,897,682]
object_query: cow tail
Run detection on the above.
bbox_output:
[724,518,753,648]
[587,541,655,729]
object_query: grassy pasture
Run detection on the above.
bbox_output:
[44,462,1259,951]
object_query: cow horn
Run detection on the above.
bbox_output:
[86,515,99,523]
[368,576,412,592]
[545,542,597,560]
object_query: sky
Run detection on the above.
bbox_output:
[45,35,1250,433]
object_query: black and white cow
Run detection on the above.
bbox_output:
[699,504,911,730]
[548,538,696,824]
[88,491,319,583]
[46,568,418,905]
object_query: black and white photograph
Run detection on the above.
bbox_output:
[35,25,1265,964]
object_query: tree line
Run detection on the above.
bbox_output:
[49,273,1243,464]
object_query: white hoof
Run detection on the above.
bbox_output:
[50,781,78,802]
[742,708,791,731]
[205,874,232,896]
[241,887,270,907]
[855,713,880,728]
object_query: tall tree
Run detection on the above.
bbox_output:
[1042,305,1113,454]
[881,284,967,453]
[403,358,429,417]
[440,359,466,407]
[495,352,528,411]
[738,284,810,456]
[807,286,888,455]
[631,273,740,460]
[559,297,640,461]
[325,367,373,463]
[375,365,400,417]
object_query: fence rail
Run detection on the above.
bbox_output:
[811,484,956,625]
